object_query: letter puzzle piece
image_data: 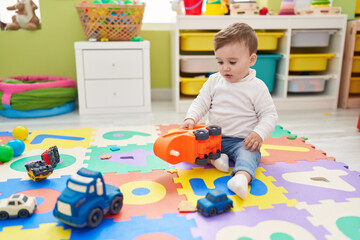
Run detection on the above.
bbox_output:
[174,167,297,211]
[262,159,360,204]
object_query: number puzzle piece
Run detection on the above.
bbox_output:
[187,204,328,240]
[103,170,187,221]
[26,128,95,150]
[92,126,159,147]
[261,136,334,164]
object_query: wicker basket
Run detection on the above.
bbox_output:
[75,3,145,41]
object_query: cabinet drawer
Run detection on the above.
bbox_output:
[85,79,144,108]
[83,50,143,79]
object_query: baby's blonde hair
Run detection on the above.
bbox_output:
[213,22,258,54]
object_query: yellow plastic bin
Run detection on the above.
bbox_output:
[180,32,216,51]
[289,53,335,71]
[256,32,284,51]
[180,77,207,95]
[354,35,360,52]
[352,56,360,73]
[350,77,360,93]
[180,31,284,52]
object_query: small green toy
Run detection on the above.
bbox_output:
[131,36,143,41]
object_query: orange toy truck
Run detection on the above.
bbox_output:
[153,125,222,165]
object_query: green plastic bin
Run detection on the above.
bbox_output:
[251,54,282,92]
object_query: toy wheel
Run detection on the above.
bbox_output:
[224,204,232,212]
[195,155,209,165]
[207,125,221,136]
[18,209,29,218]
[0,211,9,220]
[196,205,204,214]
[87,208,103,228]
[109,195,123,214]
[209,150,221,160]
[194,129,209,140]
[209,208,217,217]
[25,164,30,171]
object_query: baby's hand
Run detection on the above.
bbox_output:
[243,131,263,152]
[179,118,195,130]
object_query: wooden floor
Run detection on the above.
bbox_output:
[1,101,359,172]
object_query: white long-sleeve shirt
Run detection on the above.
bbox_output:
[185,69,278,141]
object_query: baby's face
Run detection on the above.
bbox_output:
[215,42,257,83]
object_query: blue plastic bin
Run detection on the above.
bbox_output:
[251,54,282,92]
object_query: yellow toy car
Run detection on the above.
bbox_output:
[25,160,54,181]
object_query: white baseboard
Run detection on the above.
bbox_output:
[151,88,172,101]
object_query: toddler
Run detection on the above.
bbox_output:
[180,22,278,199]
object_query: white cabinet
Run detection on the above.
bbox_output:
[75,41,151,115]
[171,15,347,112]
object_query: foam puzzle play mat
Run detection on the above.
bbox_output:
[0,124,359,240]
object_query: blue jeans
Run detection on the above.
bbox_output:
[221,137,261,182]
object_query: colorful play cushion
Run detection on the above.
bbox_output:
[0,76,77,118]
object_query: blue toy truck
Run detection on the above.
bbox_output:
[53,168,123,228]
[197,190,233,217]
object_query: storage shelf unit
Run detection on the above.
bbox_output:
[75,41,151,115]
[171,15,347,112]
[339,20,360,108]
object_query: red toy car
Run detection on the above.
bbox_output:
[41,146,60,168]
[153,125,222,165]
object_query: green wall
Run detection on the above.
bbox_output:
[333,0,356,19]
[1,0,353,90]
[0,0,171,89]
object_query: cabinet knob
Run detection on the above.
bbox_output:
[112,64,115,67]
